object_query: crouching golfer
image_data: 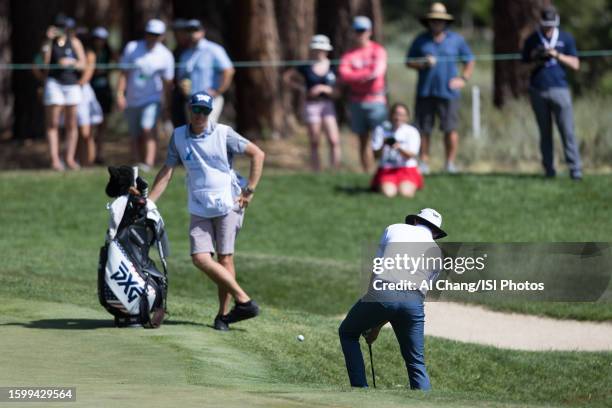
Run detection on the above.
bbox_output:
[339,208,447,390]
[149,91,265,330]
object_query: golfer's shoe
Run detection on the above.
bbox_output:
[213,315,230,331]
[225,300,260,324]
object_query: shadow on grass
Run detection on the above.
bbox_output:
[0,318,211,330]
[334,185,375,195]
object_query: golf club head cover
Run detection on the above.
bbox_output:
[105,166,135,198]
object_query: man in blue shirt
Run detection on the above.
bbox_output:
[178,20,235,123]
[522,6,582,180]
[149,92,265,331]
[406,3,474,174]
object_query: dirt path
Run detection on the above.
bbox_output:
[422,302,612,351]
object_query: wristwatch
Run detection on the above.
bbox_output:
[242,186,255,196]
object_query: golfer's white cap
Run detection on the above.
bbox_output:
[92,27,109,39]
[145,19,166,35]
[309,34,333,51]
[405,208,447,239]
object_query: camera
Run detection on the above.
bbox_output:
[384,137,397,146]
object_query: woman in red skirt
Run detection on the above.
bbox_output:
[371,103,424,198]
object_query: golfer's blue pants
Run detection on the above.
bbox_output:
[338,299,431,390]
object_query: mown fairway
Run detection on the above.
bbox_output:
[1,169,611,407]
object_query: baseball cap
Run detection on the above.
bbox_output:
[190,92,214,110]
[540,6,559,27]
[54,14,76,29]
[309,34,333,51]
[185,19,203,31]
[405,208,447,239]
[172,18,188,30]
[352,16,372,31]
[145,19,166,35]
[92,27,109,40]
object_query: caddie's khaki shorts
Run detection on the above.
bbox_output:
[189,209,244,255]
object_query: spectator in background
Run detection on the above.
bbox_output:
[339,16,387,173]
[42,15,86,171]
[178,19,234,124]
[406,3,474,174]
[170,19,191,127]
[90,27,114,164]
[117,19,174,171]
[283,34,341,171]
[371,103,423,198]
[522,6,582,180]
[75,30,104,166]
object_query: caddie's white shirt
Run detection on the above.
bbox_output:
[120,40,174,107]
[376,223,441,295]
[371,123,421,168]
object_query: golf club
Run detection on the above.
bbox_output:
[368,343,376,388]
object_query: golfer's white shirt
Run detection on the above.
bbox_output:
[376,224,441,295]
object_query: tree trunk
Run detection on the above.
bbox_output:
[122,0,172,44]
[316,0,383,60]
[275,0,316,134]
[0,0,13,139]
[233,0,284,139]
[492,0,543,107]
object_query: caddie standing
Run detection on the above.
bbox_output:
[149,91,265,330]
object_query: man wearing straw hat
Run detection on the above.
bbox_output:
[406,3,474,174]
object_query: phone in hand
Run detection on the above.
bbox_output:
[384,137,397,146]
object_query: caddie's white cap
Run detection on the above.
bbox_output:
[405,208,447,239]
[145,19,166,35]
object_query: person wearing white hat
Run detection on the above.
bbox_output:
[406,2,474,174]
[339,208,446,390]
[117,19,174,170]
[283,34,341,171]
[521,6,582,180]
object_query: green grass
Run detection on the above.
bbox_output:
[1,169,611,407]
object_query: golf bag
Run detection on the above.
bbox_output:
[98,166,169,328]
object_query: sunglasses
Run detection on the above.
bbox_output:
[191,106,212,115]
[354,28,367,34]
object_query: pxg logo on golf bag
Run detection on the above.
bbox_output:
[110,261,144,303]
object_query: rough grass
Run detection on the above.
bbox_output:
[1,170,612,407]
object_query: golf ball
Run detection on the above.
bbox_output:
[297,334,305,342]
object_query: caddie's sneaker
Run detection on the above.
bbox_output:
[225,300,260,324]
[213,314,230,331]
[419,162,430,175]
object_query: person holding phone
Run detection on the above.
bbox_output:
[42,14,87,171]
[370,103,423,198]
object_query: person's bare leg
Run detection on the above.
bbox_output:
[45,105,63,170]
[217,254,235,316]
[444,130,459,165]
[78,124,95,166]
[192,252,249,303]
[63,105,80,169]
[380,182,398,198]
[358,132,373,173]
[420,133,431,164]
[323,115,341,170]
[94,122,106,163]
[142,128,157,168]
[307,122,322,171]
[398,181,417,198]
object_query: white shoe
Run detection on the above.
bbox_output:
[445,162,459,174]
[137,163,152,173]
[419,162,430,175]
